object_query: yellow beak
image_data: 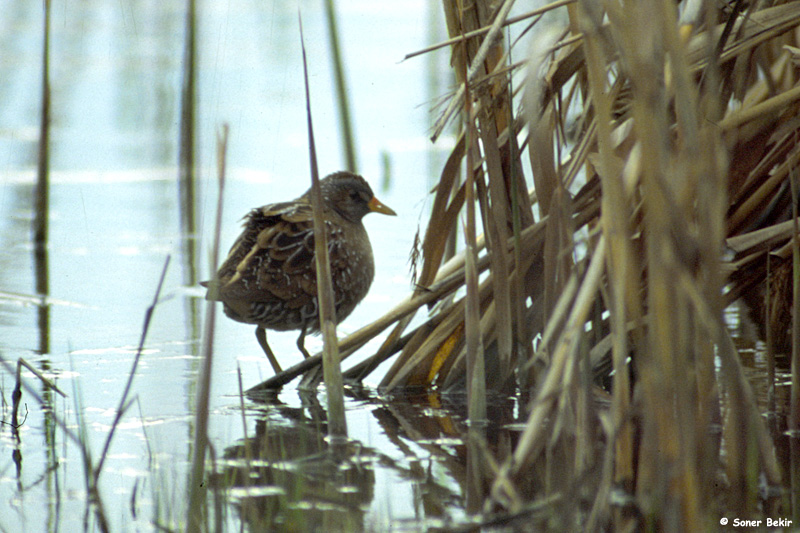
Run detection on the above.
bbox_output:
[368,196,397,216]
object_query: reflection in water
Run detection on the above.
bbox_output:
[33,5,61,530]
[221,389,521,530]
[34,16,50,356]
[0,0,453,530]
[740,349,796,518]
[178,0,201,360]
[218,392,375,531]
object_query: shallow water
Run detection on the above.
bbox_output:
[3,2,795,531]
[0,1,483,531]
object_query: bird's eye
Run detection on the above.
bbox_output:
[350,190,361,200]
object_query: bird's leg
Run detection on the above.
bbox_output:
[255,326,283,374]
[296,325,311,359]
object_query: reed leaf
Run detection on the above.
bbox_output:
[299,14,347,437]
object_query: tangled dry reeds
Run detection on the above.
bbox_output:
[251,0,800,527]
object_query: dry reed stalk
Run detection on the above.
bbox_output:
[377,209,548,391]
[187,124,227,533]
[245,0,800,524]
[421,0,533,394]
[614,0,704,524]
[0,353,113,529]
[16,358,66,398]
[35,0,50,293]
[323,0,357,172]
[178,0,197,288]
[96,257,170,478]
[416,133,466,290]
[300,15,347,437]
[410,0,799,527]
[574,0,639,520]
[405,0,575,61]
[432,0,518,141]
[790,171,800,516]
[492,235,606,507]
[464,147,487,421]
[451,0,487,422]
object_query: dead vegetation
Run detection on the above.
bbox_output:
[248,0,800,528]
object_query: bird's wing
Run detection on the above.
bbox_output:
[214,202,322,305]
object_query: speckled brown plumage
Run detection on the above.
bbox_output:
[203,171,396,372]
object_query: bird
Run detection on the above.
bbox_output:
[202,171,396,373]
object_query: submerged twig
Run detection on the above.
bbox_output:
[95,255,170,477]
[17,358,67,398]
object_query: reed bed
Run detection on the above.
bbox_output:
[255,0,800,528]
[19,0,800,529]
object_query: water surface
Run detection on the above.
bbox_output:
[0,1,479,531]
